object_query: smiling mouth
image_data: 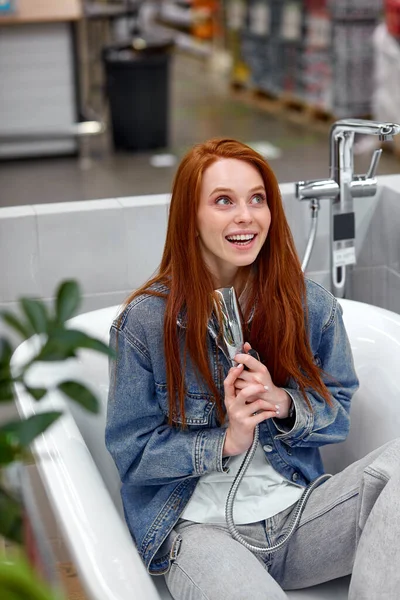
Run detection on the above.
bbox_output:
[225,234,257,246]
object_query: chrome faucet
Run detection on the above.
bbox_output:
[296,119,400,297]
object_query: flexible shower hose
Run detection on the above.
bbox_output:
[225,423,331,554]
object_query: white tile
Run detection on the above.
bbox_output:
[78,290,131,315]
[0,301,27,347]
[387,270,400,315]
[33,198,120,215]
[350,266,388,309]
[118,193,171,209]
[353,195,380,268]
[122,203,169,289]
[35,201,129,297]
[282,189,331,273]
[382,188,400,273]
[0,207,41,302]
[305,271,330,291]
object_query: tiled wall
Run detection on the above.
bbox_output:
[1,178,399,341]
[280,177,400,314]
[0,195,170,342]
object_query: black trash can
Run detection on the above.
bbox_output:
[103,36,174,151]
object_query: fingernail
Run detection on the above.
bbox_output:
[275,404,280,409]
[236,363,243,368]
[264,385,269,391]
[275,410,280,416]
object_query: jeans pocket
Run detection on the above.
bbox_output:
[170,533,183,564]
[357,467,388,544]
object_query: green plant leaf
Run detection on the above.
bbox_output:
[0,311,33,340]
[0,339,14,403]
[24,386,47,402]
[0,337,13,365]
[0,554,56,600]
[0,433,21,465]
[0,485,23,544]
[20,299,48,335]
[58,380,99,414]
[0,412,62,448]
[34,337,77,363]
[55,279,81,324]
[54,329,114,358]
[0,379,15,403]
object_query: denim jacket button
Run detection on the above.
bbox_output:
[263,444,273,452]
[292,472,299,482]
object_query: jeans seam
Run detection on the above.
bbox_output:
[363,466,390,484]
[295,487,359,530]
[171,563,211,600]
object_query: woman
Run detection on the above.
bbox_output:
[106,138,400,599]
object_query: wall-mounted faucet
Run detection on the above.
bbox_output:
[296,119,400,297]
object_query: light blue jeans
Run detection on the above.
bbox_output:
[165,439,400,599]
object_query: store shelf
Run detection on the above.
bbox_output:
[230,83,371,135]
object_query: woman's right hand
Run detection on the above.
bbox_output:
[222,364,279,456]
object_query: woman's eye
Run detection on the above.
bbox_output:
[251,194,265,204]
[215,196,231,205]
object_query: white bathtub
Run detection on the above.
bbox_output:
[12,299,400,600]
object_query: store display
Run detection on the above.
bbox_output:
[224,0,385,119]
[332,20,376,117]
[373,23,400,124]
[327,0,383,21]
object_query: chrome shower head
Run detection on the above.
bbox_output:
[214,287,244,366]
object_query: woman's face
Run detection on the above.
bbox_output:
[197,158,271,287]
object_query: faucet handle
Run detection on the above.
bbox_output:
[366,148,382,179]
[350,148,383,198]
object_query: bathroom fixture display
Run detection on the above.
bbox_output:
[296,119,400,296]
[11,300,400,600]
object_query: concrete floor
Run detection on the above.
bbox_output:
[1,50,400,207]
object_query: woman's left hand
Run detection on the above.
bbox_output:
[234,343,292,419]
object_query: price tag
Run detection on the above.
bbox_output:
[306,14,331,48]
[249,2,271,36]
[227,0,246,30]
[281,2,302,41]
[333,246,356,268]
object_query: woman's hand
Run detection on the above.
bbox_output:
[234,343,292,420]
[222,362,280,457]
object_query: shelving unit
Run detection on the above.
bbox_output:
[223,0,384,122]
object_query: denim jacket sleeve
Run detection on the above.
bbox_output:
[271,298,359,448]
[105,323,228,487]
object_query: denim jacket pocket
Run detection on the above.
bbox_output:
[155,383,215,426]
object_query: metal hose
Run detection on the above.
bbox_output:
[225,424,331,554]
[215,285,331,553]
[301,198,320,273]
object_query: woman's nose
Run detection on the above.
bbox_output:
[234,203,252,223]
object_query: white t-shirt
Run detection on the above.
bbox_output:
[181,442,303,525]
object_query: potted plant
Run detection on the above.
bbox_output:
[0,280,114,599]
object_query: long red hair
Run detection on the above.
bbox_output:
[124,138,330,426]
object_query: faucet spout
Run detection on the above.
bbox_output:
[330,119,400,179]
[331,119,400,139]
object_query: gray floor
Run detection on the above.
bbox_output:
[1,50,399,208]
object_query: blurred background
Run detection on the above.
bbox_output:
[1,0,400,207]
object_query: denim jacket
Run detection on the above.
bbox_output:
[105,278,359,575]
